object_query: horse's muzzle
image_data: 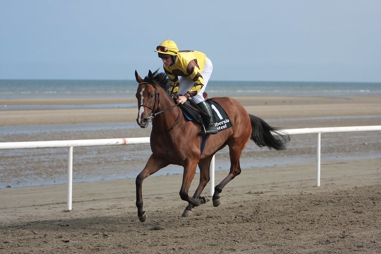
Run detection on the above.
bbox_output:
[136,117,149,128]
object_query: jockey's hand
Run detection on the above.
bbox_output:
[176,95,187,104]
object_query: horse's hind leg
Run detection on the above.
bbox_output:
[213,146,243,207]
[182,156,212,217]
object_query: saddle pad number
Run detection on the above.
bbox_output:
[211,104,223,120]
[211,102,232,131]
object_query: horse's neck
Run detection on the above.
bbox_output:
[152,94,181,132]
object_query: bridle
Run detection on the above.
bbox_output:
[138,82,181,131]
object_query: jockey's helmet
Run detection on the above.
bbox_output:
[155,39,179,58]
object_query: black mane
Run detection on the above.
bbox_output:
[144,69,171,94]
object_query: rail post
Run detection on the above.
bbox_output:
[210,155,215,196]
[67,146,73,211]
[316,133,321,187]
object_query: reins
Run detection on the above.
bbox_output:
[150,102,179,118]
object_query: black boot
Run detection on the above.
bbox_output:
[197,101,218,135]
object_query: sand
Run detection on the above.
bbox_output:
[1,95,381,253]
[1,96,381,126]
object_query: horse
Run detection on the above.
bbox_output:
[134,70,289,222]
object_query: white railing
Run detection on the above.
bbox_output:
[0,137,150,211]
[1,125,380,211]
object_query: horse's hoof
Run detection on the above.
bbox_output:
[182,209,192,217]
[200,196,210,204]
[138,212,146,222]
[213,198,220,207]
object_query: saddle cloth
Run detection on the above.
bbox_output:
[179,99,232,132]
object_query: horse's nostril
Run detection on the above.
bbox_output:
[136,117,149,128]
[137,116,148,124]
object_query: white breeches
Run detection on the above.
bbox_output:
[177,57,213,104]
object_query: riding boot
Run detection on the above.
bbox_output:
[197,101,218,135]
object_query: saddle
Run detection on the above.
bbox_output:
[179,99,232,132]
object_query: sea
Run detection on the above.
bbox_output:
[1,80,381,188]
[1,79,381,102]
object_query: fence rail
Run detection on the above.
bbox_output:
[1,125,381,211]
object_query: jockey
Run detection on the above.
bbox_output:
[155,39,218,135]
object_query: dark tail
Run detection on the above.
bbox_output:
[249,114,290,150]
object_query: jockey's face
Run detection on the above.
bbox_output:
[160,55,173,66]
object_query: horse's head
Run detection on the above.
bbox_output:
[135,70,174,128]
[135,70,158,128]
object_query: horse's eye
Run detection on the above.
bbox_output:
[149,93,155,98]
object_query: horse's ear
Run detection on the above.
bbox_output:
[148,70,154,79]
[135,70,143,83]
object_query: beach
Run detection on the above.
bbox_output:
[1,95,381,253]
[1,96,381,126]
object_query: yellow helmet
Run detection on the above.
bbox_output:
[155,39,179,56]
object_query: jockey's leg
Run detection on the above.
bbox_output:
[196,100,218,135]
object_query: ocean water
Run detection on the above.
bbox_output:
[1,79,381,101]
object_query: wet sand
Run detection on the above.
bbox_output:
[1,96,381,126]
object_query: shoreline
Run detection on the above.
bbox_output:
[1,95,380,106]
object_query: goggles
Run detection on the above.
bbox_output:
[156,46,176,54]
[158,53,170,59]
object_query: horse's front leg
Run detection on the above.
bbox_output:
[136,154,168,222]
[182,157,212,217]
[178,160,205,214]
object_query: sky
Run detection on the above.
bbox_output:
[1,0,380,82]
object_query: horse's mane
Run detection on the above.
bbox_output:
[144,69,172,95]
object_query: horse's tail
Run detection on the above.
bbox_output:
[249,114,290,150]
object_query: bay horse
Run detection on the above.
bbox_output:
[134,70,289,222]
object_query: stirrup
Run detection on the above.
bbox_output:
[199,125,218,136]
[206,126,218,134]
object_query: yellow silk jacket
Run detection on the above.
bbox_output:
[163,50,207,96]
